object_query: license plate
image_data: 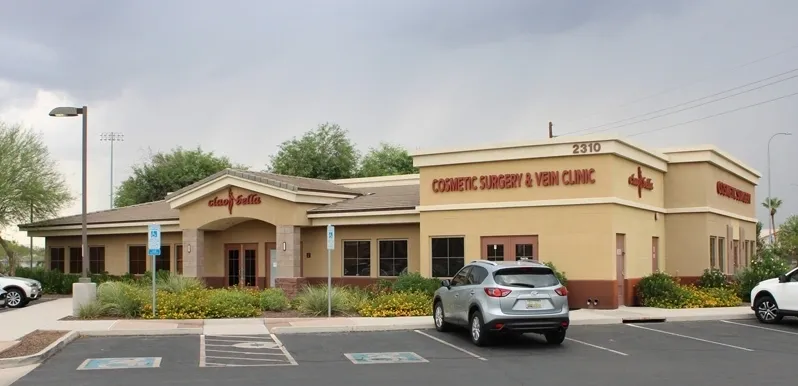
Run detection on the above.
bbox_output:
[526,300,543,309]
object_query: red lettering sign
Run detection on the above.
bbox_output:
[431,168,596,193]
[208,187,262,214]
[628,166,654,198]
[716,181,751,204]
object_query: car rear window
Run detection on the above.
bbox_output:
[493,267,560,288]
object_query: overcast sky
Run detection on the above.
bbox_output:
[1,0,797,246]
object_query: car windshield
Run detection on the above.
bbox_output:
[493,267,560,288]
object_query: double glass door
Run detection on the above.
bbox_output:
[481,236,539,261]
[226,243,258,287]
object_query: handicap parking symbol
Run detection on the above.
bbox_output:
[344,352,428,364]
[77,357,162,370]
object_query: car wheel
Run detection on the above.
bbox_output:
[5,288,26,308]
[754,295,783,324]
[544,329,567,345]
[469,311,491,347]
[433,301,453,332]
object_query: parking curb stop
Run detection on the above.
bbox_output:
[0,331,80,369]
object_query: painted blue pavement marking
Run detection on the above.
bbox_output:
[344,352,428,364]
[77,357,162,370]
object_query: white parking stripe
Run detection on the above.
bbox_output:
[270,334,299,365]
[721,320,798,336]
[199,335,206,367]
[413,330,488,361]
[205,356,285,362]
[565,338,629,356]
[204,349,288,356]
[203,338,270,343]
[627,324,754,352]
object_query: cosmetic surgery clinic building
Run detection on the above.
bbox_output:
[19,135,760,309]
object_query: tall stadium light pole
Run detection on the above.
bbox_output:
[100,132,124,209]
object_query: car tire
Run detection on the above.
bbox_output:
[5,288,26,309]
[754,295,784,324]
[433,301,453,332]
[544,329,567,345]
[469,310,491,347]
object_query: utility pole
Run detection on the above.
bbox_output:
[100,132,124,209]
[29,201,33,268]
[548,121,554,138]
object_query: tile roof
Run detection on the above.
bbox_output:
[167,169,361,198]
[20,200,178,228]
[307,184,420,214]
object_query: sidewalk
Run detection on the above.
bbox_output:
[0,298,72,350]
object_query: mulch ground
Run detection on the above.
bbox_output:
[0,330,68,359]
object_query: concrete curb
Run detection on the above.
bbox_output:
[270,323,434,334]
[80,328,203,337]
[0,331,80,369]
[657,314,755,322]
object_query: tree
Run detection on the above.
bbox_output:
[762,197,783,243]
[358,142,418,177]
[266,123,360,180]
[773,215,798,259]
[0,239,45,268]
[115,147,246,207]
[0,122,73,275]
[756,221,765,254]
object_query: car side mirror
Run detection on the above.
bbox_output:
[778,274,788,283]
[440,279,451,288]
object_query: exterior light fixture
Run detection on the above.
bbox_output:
[282,242,287,251]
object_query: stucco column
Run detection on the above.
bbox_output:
[182,229,205,278]
[276,225,301,278]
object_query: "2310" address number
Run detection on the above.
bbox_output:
[572,142,602,154]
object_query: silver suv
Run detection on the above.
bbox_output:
[432,260,570,346]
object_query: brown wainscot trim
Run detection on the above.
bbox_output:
[566,280,617,309]
[305,277,395,288]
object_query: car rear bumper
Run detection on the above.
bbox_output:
[486,317,570,333]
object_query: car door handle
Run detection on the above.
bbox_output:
[469,290,475,295]
[454,293,459,297]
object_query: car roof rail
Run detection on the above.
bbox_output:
[471,260,497,266]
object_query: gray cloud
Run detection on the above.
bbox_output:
[0,0,797,239]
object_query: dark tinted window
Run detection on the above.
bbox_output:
[468,266,488,284]
[450,267,471,287]
[493,267,560,288]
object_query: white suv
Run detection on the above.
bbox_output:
[0,273,42,308]
[750,267,798,324]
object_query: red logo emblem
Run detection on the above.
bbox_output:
[628,166,654,198]
[207,187,262,214]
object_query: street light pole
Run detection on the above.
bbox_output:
[100,132,124,209]
[767,132,792,244]
[49,105,90,282]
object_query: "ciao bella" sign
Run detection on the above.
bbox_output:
[208,187,262,214]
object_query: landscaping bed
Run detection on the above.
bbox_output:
[0,330,68,359]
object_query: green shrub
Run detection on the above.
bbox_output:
[358,291,432,317]
[637,272,680,305]
[542,261,568,287]
[97,281,147,318]
[391,272,441,296]
[206,288,261,318]
[638,272,742,308]
[697,268,729,289]
[15,267,126,294]
[140,288,261,319]
[259,288,290,312]
[77,300,111,319]
[293,285,360,316]
[735,248,791,301]
[156,275,205,293]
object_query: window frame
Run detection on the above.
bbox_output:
[718,237,726,273]
[89,245,105,274]
[175,244,183,275]
[68,247,82,274]
[431,236,466,278]
[155,245,172,273]
[49,247,65,273]
[128,245,147,275]
[377,239,409,277]
[709,236,717,269]
[342,240,372,277]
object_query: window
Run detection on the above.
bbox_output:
[449,267,471,287]
[69,247,82,274]
[468,265,489,285]
[343,241,371,276]
[515,244,534,261]
[175,245,183,274]
[486,244,504,261]
[494,266,560,288]
[709,237,717,269]
[718,237,726,273]
[378,240,408,277]
[431,237,465,277]
[50,248,65,272]
[155,245,171,272]
[89,247,105,274]
[129,246,147,275]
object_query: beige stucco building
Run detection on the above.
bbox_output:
[19,135,760,309]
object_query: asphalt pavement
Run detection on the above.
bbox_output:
[11,319,798,386]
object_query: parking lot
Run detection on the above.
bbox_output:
[12,318,798,385]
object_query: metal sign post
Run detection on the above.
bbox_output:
[326,224,335,318]
[147,224,161,318]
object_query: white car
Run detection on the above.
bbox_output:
[750,266,798,324]
[0,274,42,308]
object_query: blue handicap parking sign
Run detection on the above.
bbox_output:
[344,352,427,364]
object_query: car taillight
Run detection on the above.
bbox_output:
[484,288,512,297]
[554,287,568,296]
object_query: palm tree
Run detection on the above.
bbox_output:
[762,197,783,243]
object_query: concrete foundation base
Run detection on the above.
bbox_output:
[72,282,97,317]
